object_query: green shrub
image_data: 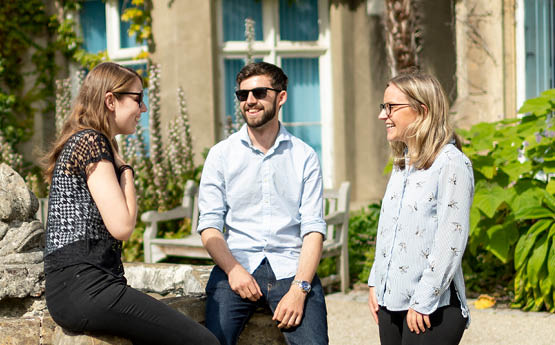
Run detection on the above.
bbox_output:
[348,203,380,284]
[317,203,380,289]
[459,88,554,312]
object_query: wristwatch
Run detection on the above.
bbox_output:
[291,280,311,294]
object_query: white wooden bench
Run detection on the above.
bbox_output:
[141,180,351,292]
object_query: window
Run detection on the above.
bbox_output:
[517,0,555,105]
[79,0,150,143]
[218,0,333,186]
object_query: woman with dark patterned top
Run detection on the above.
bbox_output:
[43,62,219,345]
[367,71,474,345]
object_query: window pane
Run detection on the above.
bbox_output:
[524,0,555,99]
[279,0,319,41]
[281,58,321,159]
[119,0,142,48]
[281,58,321,123]
[284,125,322,161]
[222,0,263,41]
[224,59,245,122]
[80,0,107,53]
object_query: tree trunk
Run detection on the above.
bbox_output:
[385,0,422,76]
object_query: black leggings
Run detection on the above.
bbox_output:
[45,264,220,345]
[377,285,466,345]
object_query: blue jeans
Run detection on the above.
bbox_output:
[205,259,328,345]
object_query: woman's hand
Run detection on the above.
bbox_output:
[406,308,431,334]
[368,286,379,324]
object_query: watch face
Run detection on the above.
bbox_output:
[301,281,311,291]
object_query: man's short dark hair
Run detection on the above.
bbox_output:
[236,62,288,91]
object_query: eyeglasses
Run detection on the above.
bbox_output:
[113,91,144,107]
[235,87,282,102]
[380,103,411,116]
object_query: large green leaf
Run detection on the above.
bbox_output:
[548,229,555,286]
[538,264,553,311]
[486,223,518,263]
[527,234,549,286]
[515,219,552,269]
[471,155,496,179]
[469,206,481,237]
[474,186,505,218]
[519,96,553,116]
[515,206,555,221]
[540,88,555,99]
[510,180,547,210]
[543,191,555,212]
[501,160,532,183]
[547,179,555,196]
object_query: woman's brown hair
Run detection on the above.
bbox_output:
[387,71,461,170]
[44,62,142,182]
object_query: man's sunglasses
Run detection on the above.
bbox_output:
[113,91,144,107]
[235,87,282,102]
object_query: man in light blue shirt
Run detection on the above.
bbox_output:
[198,62,328,345]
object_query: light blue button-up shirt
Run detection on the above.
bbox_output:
[197,124,327,280]
[369,144,474,322]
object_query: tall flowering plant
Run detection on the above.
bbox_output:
[118,65,201,260]
[146,64,171,211]
[225,17,255,136]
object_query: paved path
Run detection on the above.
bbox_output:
[326,290,555,345]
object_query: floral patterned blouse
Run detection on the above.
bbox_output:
[44,129,124,277]
[368,143,474,323]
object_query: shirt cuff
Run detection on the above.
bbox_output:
[197,216,224,234]
[409,281,443,314]
[300,219,327,239]
[368,265,376,286]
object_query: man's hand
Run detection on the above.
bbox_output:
[228,264,262,301]
[272,286,307,329]
[406,308,431,334]
[368,286,379,325]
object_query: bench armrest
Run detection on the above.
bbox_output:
[141,206,191,223]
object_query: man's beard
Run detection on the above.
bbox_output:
[241,97,278,129]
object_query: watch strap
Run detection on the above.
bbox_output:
[291,279,311,293]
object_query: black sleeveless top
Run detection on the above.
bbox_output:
[44,129,124,276]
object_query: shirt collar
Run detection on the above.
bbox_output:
[238,122,292,153]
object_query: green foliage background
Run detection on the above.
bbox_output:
[459,89,554,312]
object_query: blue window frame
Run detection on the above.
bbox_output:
[524,0,555,99]
[282,58,322,158]
[222,0,263,41]
[80,0,149,148]
[220,0,330,166]
[279,0,319,41]
[80,0,107,53]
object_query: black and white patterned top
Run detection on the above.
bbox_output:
[44,129,123,276]
[368,143,474,325]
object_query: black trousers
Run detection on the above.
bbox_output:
[45,264,220,345]
[377,285,466,345]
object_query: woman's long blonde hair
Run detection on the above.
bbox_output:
[44,62,142,182]
[388,71,461,170]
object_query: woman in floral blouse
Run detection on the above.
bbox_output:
[368,71,474,345]
[43,62,219,345]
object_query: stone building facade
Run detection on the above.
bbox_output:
[21,0,554,206]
